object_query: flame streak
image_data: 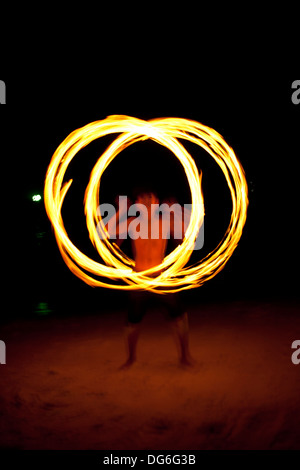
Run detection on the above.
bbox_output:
[44,115,248,293]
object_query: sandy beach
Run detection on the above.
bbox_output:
[0,298,299,450]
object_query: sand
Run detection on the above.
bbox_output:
[0,299,299,450]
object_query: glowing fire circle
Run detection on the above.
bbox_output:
[44,115,248,293]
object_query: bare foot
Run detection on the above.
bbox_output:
[119,357,136,370]
[179,355,197,368]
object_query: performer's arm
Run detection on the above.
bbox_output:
[163,199,186,242]
[104,196,131,246]
[167,202,203,245]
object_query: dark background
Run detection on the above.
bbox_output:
[2,72,299,319]
[0,14,299,458]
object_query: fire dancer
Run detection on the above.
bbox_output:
[106,191,195,369]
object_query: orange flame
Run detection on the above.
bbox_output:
[44,115,248,293]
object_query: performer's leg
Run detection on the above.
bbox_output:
[163,293,195,366]
[121,322,141,369]
[120,291,146,369]
[171,311,195,366]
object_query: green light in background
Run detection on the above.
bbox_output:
[32,194,42,202]
[35,302,52,315]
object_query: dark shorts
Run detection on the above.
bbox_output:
[127,290,185,324]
